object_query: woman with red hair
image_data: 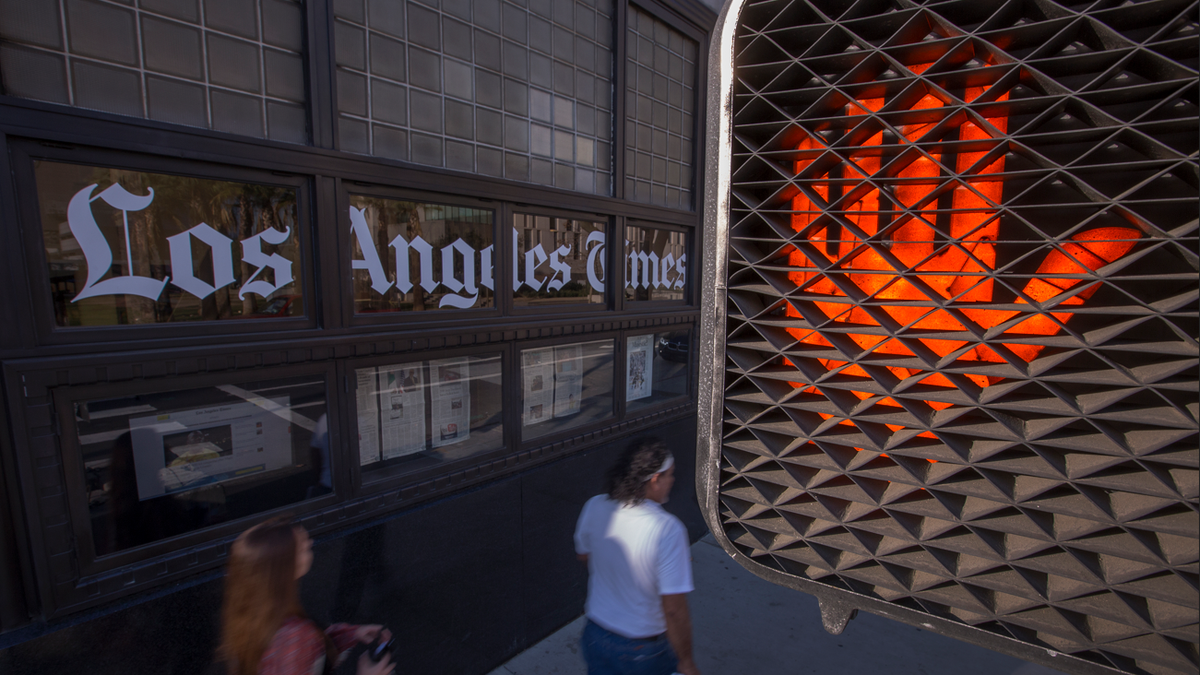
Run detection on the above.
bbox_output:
[220,516,394,675]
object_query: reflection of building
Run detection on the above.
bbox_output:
[0,0,712,673]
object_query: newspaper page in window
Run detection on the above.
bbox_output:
[626,335,654,401]
[377,363,427,458]
[553,344,583,418]
[522,347,555,426]
[430,358,470,448]
[355,367,381,464]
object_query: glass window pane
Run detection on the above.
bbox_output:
[624,6,697,210]
[349,195,495,313]
[512,214,605,307]
[356,354,504,479]
[624,225,686,302]
[79,375,329,557]
[0,0,309,142]
[521,339,613,440]
[333,0,614,195]
[626,330,690,412]
[38,161,304,327]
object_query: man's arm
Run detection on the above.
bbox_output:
[662,593,699,675]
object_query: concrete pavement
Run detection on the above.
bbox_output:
[489,535,1066,675]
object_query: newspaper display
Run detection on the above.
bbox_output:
[553,344,583,418]
[626,335,654,401]
[355,367,381,464]
[430,358,471,448]
[522,347,555,426]
[129,398,294,500]
[377,364,427,459]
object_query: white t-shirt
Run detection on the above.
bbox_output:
[574,494,694,638]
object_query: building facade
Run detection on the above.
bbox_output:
[0,0,717,672]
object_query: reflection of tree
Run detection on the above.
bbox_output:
[631,229,678,301]
[353,197,493,312]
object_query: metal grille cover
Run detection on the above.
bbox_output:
[698,0,1199,673]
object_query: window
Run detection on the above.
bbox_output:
[624,224,686,302]
[349,194,495,313]
[512,213,606,308]
[521,339,614,440]
[355,354,504,481]
[625,329,689,412]
[36,160,305,327]
[74,374,329,558]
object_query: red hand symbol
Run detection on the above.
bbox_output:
[781,69,1140,455]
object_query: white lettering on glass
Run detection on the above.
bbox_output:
[69,183,170,301]
[67,183,295,304]
[351,206,495,309]
[239,226,294,300]
[586,231,606,292]
[350,214,685,307]
[349,207,393,295]
[166,223,235,300]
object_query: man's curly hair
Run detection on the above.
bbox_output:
[606,438,670,506]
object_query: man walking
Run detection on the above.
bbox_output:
[574,439,700,675]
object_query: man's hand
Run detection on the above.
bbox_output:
[662,593,700,675]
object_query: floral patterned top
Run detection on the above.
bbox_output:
[258,617,359,675]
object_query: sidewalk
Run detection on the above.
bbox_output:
[489,535,1065,675]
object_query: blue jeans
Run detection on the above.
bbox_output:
[581,619,678,675]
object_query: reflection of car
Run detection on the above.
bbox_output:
[250,294,301,318]
[656,331,689,363]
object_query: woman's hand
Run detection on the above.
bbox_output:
[353,624,391,644]
[357,651,395,675]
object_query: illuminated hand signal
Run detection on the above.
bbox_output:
[782,78,1140,455]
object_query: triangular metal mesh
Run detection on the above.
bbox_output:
[723,0,1198,672]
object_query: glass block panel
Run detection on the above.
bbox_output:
[521,339,613,440]
[624,6,695,210]
[512,213,605,307]
[333,0,614,194]
[36,160,305,327]
[624,224,686,302]
[625,329,689,412]
[348,194,495,313]
[0,0,309,142]
[78,374,330,557]
[355,354,504,481]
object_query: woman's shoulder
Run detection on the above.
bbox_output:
[271,617,323,644]
[261,616,325,667]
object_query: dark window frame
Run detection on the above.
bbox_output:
[10,140,320,346]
